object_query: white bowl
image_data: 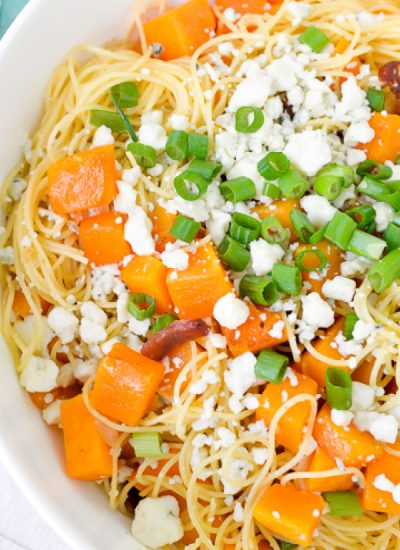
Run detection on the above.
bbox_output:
[0,1,181,548]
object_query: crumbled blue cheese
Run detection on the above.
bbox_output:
[131,496,183,549]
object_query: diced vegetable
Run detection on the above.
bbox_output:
[324,211,357,250]
[128,143,157,168]
[255,349,289,383]
[13,290,31,318]
[215,0,274,14]
[356,160,392,180]
[230,213,261,245]
[313,404,383,468]
[152,313,178,335]
[166,130,188,161]
[221,303,287,356]
[91,343,165,425]
[261,216,289,245]
[344,313,359,340]
[384,221,400,251]
[48,145,118,215]
[299,318,349,388]
[258,152,290,180]
[278,169,308,200]
[236,106,264,133]
[166,242,233,319]
[29,384,81,411]
[362,113,400,163]
[346,230,386,261]
[368,249,400,293]
[79,212,132,266]
[289,210,314,243]
[218,235,251,272]
[299,26,330,53]
[131,432,164,458]
[169,214,200,244]
[239,274,280,306]
[61,394,113,480]
[121,255,173,314]
[151,205,177,252]
[295,249,327,272]
[256,370,318,454]
[303,446,354,492]
[323,491,362,516]
[143,0,216,61]
[158,341,204,400]
[128,293,156,321]
[272,263,302,296]
[366,88,385,112]
[253,484,325,547]
[220,176,257,203]
[363,452,400,514]
[325,367,352,410]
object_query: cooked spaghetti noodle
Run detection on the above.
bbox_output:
[2,0,400,548]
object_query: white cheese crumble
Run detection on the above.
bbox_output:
[322,276,356,303]
[299,292,334,342]
[250,239,285,276]
[131,496,183,549]
[213,293,249,329]
[20,356,59,392]
[284,130,332,176]
[92,125,115,147]
[300,195,336,228]
[47,307,79,344]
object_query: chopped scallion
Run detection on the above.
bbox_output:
[128,293,156,321]
[279,169,308,200]
[152,314,178,335]
[218,236,250,272]
[368,249,400,293]
[318,163,355,188]
[324,211,357,250]
[322,491,362,517]
[188,159,222,182]
[357,177,388,202]
[263,182,282,199]
[127,142,157,168]
[235,106,265,133]
[314,174,344,200]
[356,160,393,180]
[384,221,400,252]
[110,88,138,142]
[344,313,359,341]
[220,176,256,203]
[347,230,386,261]
[131,432,164,458]
[309,224,327,245]
[229,213,261,245]
[187,133,208,160]
[261,216,290,245]
[255,349,289,384]
[111,81,139,108]
[346,204,376,230]
[169,214,201,243]
[295,249,328,272]
[325,367,352,410]
[90,110,127,133]
[289,210,315,243]
[366,88,385,112]
[272,263,302,296]
[166,130,188,161]
[174,170,209,201]
[239,274,280,306]
[298,26,330,53]
[386,190,400,211]
[258,152,290,180]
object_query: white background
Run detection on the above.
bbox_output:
[0,464,69,549]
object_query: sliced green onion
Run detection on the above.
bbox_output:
[368,249,400,293]
[365,220,377,234]
[279,542,297,550]
[255,349,289,384]
[322,491,362,517]
[314,174,344,200]
[344,313,359,341]
[110,88,138,142]
[357,177,388,202]
[272,263,302,296]
[90,110,127,133]
[388,180,400,193]
[318,164,355,188]
[169,214,201,243]
[187,133,208,160]
[128,293,156,321]
[325,367,352,410]
[298,26,330,53]
[279,169,308,200]
[258,152,290,180]
[356,160,393,180]
[263,182,282,199]
[218,236,250,272]
[239,274,280,306]
[131,432,163,458]
[188,159,222,182]
[295,249,328,272]
[111,81,139,108]
[152,313,178,335]
[386,190,400,211]
[229,213,261,245]
[309,224,327,245]
[174,170,209,201]
[220,177,256,203]
[235,106,264,133]
[289,210,315,243]
[384,221,400,252]
[366,88,385,112]
[261,216,289,245]
[324,211,357,250]
[127,142,157,168]
[346,204,376,230]
[166,130,188,161]
[347,230,386,261]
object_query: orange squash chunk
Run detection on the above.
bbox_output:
[299,318,349,388]
[79,212,132,266]
[253,200,299,241]
[13,290,31,318]
[256,370,318,454]
[121,255,173,314]
[91,343,165,425]
[221,304,287,357]
[254,484,325,547]
[303,446,354,492]
[215,0,273,14]
[151,205,177,253]
[362,113,400,164]
[143,0,216,61]
[29,384,81,411]
[294,239,343,295]
[159,341,204,400]
[61,394,113,481]
[313,404,383,468]
[166,242,233,319]
[363,452,400,514]
[48,145,118,215]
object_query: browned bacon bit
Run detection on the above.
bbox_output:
[141,319,209,361]
[379,61,400,96]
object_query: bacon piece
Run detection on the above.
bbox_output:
[141,319,209,361]
[379,61,400,114]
